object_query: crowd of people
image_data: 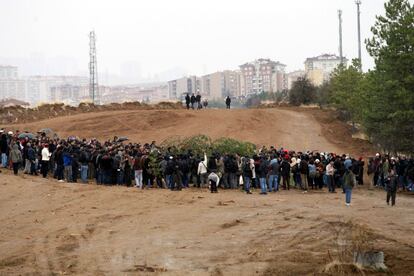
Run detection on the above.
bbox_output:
[184,94,232,110]
[184,94,208,110]
[1,128,413,207]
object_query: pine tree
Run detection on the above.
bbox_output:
[364,0,414,153]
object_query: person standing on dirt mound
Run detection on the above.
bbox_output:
[190,94,196,110]
[185,94,191,110]
[203,99,208,109]
[196,94,202,110]
[225,96,231,109]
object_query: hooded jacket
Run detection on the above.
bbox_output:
[10,144,22,163]
[343,169,356,189]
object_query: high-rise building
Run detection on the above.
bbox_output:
[198,70,241,100]
[0,66,18,79]
[199,72,223,99]
[0,79,26,102]
[239,58,286,96]
[0,65,26,102]
[304,54,347,86]
[223,70,241,97]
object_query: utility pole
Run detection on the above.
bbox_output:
[89,31,99,104]
[338,10,344,65]
[356,0,362,69]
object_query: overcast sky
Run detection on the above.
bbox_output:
[0,0,397,83]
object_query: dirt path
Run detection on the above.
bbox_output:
[0,172,413,275]
[5,108,345,153]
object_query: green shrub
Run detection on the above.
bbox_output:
[211,137,256,156]
[160,135,256,156]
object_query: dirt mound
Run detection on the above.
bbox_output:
[4,107,377,157]
[4,108,352,154]
[0,101,183,124]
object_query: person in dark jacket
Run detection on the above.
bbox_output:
[179,155,190,188]
[386,169,398,206]
[27,143,37,175]
[268,155,280,192]
[242,157,253,194]
[72,152,80,183]
[257,156,268,194]
[195,94,202,110]
[225,96,231,109]
[63,149,73,182]
[185,94,190,110]
[100,153,113,185]
[280,157,291,190]
[165,156,175,189]
[54,146,64,181]
[79,148,90,183]
[0,132,9,168]
[300,157,309,192]
[343,167,356,206]
[396,157,408,190]
[227,155,239,189]
[356,157,365,185]
[190,94,196,110]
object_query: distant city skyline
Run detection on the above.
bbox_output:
[0,0,395,84]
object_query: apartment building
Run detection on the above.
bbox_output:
[25,76,88,106]
[304,54,347,86]
[239,58,286,96]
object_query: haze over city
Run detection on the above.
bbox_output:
[0,0,392,84]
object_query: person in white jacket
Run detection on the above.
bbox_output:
[41,144,51,178]
[197,153,208,188]
[325,160,335,193]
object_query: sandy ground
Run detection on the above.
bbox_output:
[1,107,411,275]
[0,172,413,275]
[5,108,346,154]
